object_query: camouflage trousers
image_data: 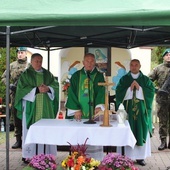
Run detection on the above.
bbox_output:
[157,102,170,139]
[11,94,22,138]
[11,105,22,137]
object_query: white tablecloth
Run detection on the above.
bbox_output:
[25,119,136,148]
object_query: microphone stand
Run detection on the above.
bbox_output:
[84,71,96,124]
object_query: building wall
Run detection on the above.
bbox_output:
[60,47,131,100]
[27,48,61,78]
[130,47,152,75]
[28,47,152,111]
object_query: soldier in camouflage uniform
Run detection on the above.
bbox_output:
[1,47,29,149]
[148,48,170,151]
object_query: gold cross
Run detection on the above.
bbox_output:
[98,76,114,127]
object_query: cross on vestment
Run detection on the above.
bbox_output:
[26,146,32,153]
[98,76,114,127]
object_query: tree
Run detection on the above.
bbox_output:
[150,46,170,88]
[0,47,17,103]
[151,46,168,69]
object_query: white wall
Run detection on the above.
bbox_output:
[27,47,152,111]
[28,47,152,81]
[129,47,152,75]
[59,47,131,99]
[27,48,61,79]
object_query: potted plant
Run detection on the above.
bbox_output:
[98,153,139,170]
[23,154,57,170]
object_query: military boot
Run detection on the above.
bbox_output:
[12,136,22,149]
[158,138,167,150]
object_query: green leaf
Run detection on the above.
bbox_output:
[57,166,64,170]
[22,166,35,170]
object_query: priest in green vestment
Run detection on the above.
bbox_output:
[65,53,105,161]
[66,53,105,120]
[14,53,59,161]
[116,59,155,166]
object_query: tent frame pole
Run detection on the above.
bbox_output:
[5,26,10,170]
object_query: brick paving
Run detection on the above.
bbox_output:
[0,123,170,170]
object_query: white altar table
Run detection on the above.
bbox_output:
[25,119,136,148]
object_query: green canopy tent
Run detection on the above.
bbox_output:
[1,0,170,49]
[0,0,170,26]
[1,0,170,169]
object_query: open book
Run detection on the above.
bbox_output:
[93,110,117,121]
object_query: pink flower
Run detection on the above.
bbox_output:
[27,154,57,170]
[98,153,139,170]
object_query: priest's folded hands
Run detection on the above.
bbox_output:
[130,80,139,91]
[38,84,50,93]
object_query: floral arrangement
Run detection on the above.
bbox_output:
[61,77,70,96]
[60,138,100,170]
[22,140,139,170]
[61,152,100,170]
[23,154,57,170]
[98,153,139,170]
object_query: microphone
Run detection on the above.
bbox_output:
[86,70,91,79]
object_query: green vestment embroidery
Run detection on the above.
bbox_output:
[79,72,97,118]
[35,72,44,121]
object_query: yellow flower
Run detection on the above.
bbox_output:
[90,158,100,167]
[61,139,100,170]
[61,159,67,167]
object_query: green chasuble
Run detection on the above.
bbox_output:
[116,71,155,146]
[14,65,59,128]
[66,67,105,119]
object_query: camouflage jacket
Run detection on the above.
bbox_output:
[1,58,29,86]
[148,61,170,89]
[148,61,170,104]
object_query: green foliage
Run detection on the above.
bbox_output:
[0,47,17,102]
[0,131,14,145]
[151,46,168,69]
[151,46,170,87]
[22,167,35,170]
